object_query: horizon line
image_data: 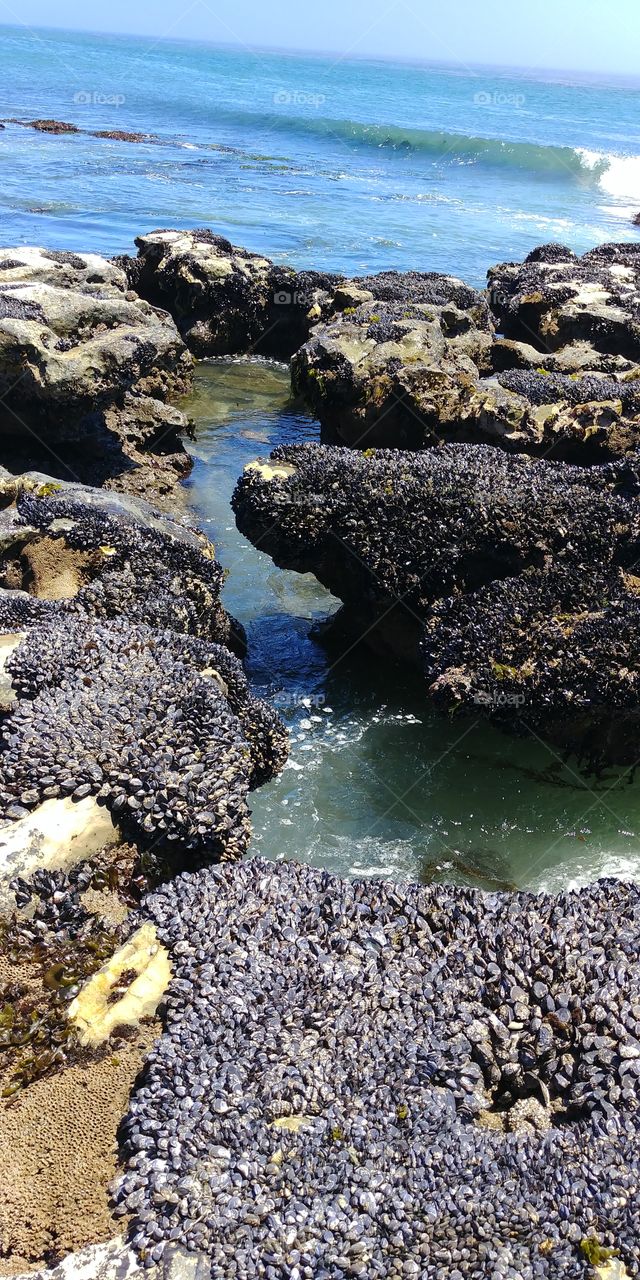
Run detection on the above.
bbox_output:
[1,20,640,86]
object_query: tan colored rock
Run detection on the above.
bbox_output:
[0,796,120,908]
[0,631,26,710]
[68,923,171,1047]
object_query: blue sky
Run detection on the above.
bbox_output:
[1,0,638,75]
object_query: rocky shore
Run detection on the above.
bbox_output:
[0,248,193,506]
[0,226,639,1279]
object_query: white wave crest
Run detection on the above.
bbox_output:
[578,147,640,200]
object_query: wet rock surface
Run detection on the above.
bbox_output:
[0,246,193,500]
[232,441,640,762]
[116,858,640,1278]
[121,229,343,360]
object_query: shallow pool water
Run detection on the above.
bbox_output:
[182,359,640,893]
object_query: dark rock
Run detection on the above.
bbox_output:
[0,615,286,859]
[232,442,640,763]
[0,480,244,655]
[93,131,150,143]
[488,240,640,360]
[120,228,343,359]
[19,118,80,134]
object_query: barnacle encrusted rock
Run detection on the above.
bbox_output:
[0,480,243,652]
[0,246,193,496]
[292,281,495,450]
[488,241,640,359]
[120,228,343,359]
[232,442,640,762]
[423,563,640,765]
[68,923,171,1047]
[292,244,640,460]
[0,613,287,858]
[117,859,640,1277]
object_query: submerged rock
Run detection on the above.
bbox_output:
[117,858,640,1277]
[17,118,80,134]
[121,228,343,359]
[232,441,640,762]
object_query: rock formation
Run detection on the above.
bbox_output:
[120,229,343,359]
[233,442,640,763]
[0,247,193,500]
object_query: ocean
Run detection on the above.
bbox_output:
[2,23,640,891]
[1,24,640,280]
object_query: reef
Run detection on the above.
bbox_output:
[290,243,640,460]
[12,119,80,134]
[232,441,640,763]
[0,246,194,502]
[119,229,343,360]
[113,857,640,1278]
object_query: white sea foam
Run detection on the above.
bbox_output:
[578,147,640,200]
[536,853,640,895]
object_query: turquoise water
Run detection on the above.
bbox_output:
[1,25,640,280]
[184,361,640,893]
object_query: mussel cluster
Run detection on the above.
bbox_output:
[116,859,640,1277]
[232,441,640,763]
[6,486,242,652]
[0,613,287,857]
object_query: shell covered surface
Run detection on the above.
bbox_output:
[0,614,287,859]
[118,859,640,1278]
[1,486,234,649]
[232,442,640,763]
[0,483,287,863]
